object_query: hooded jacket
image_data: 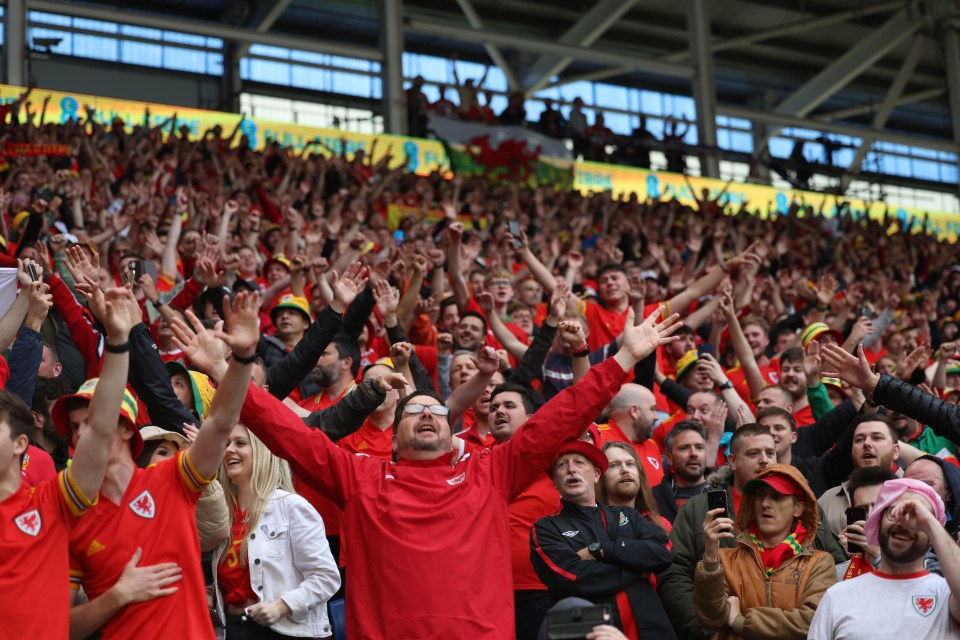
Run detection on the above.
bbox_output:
[913,454,960,536]
[693,464,837,639]
[658,466,846,640]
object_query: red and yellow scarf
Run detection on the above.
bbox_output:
[748,520,807,577]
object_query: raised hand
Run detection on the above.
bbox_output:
[216,291,261,358]
[847,316,874,345]
[627,272,646,304]
[476,345,500,374]
[389,342,412,371]
[813,274,838,309]
[548,280,569,323]
[63,246,100,285]
[372,279,398,319]
[170,309,228,378]
[802,341,821,386]
[437,332,454,355]
[101,287,138,341]
[821,343,880,393]
[330,262,368,313]
[557,320,587,352]
[616,307,682,367]
[899,344,931,381]
[75,275,108,322]
[16,257,42,287]
[476,291,495,316]
[24,282,52,331]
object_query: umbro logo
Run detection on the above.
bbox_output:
[561,530,579,537]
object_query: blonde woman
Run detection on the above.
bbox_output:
[214,424,340,639]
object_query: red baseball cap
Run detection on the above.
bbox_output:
[551,440,609,476]
[743,470,803,498]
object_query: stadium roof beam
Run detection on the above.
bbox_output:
[453,0,521,91]
[720,104,958,155]
[774,10,919,118]
[26,0,383,61]
[235,0,295,59]
[660,0,903,63]
[841,34,927,190]
[404,18,695,80]
[818,87,947,121]
[520,0,640,94]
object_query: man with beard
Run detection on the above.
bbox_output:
[296,339,360,412]
[237,307,684,639]
[659,425,847,640]
[601,383,664,485]
[531,438,677,638]
[599,441,668,528]
[819,415,901,536]
[778,348,814,426]
[652,421,709,524]
[809,478,960,638]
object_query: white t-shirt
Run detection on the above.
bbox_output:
[809,570,958,639]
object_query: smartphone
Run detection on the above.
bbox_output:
[508,221,521,248]
[27,263,39,282]
[707,489,728,516]
[697,342,715,358]
[545,603,611,640]
[393,229,404,246]
[845,506,867,554]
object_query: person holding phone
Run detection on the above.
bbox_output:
[694,464,837,639]
[835,466,895,581]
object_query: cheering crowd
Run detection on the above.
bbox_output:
[2,85,960,639]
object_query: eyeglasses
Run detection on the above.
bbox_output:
[402,403,450,417]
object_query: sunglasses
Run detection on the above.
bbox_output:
[402,403,450,417]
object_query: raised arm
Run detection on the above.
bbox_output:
[185,292,259,480]
[719,289,765,399]
[70,287,135,501]
[445,346,499,426]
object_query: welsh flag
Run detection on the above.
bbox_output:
[430,115,573,189]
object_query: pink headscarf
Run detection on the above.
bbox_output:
[863,478,947,546]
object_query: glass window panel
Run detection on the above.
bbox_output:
[206,53,223,75]
[73,35,118,61]
[594,83,628,109]
[526,99,546,121]
[120,41,162,67]
[331,71,371,97]
[291,65,325,91]
[603,112,630,134]
[290,50,325,65]
[249,59,291,85]
[163,47,205,73]
[731,132,753,153]
[250,44,290,59]
[330,55,370,71]
[768,137,792,158]
[120,24,162,40]
[483,67,507,92]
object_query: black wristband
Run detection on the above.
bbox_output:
[232,351,257,365]
[104,341,130,354]
[152,299,165,308]
[572,346,590,358]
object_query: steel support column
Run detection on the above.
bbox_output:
[943,24,960,197]
[841,34,926,189]
[4,0,27,86]
[379,0,406,135]
[521,0,639,93]
[689,0,719,177]
[453,0,520,91]
[774,10,917,117]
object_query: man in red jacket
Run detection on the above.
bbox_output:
[237,308,681,639]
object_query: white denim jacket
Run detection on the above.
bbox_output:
[213,489,341,637]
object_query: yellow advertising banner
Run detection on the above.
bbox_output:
[0,84,448,176]
[575,160,960,241]
[0,84,957,240]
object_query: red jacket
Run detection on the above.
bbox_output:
[239,358,630,639]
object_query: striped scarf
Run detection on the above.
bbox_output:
[748,520,807,578]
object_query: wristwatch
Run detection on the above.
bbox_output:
[588,542,603,559]
[718,380,734,391]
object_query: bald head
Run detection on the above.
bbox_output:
[607,384,658,443]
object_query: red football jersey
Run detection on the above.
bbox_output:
[2,469,94,639]
[338,419,394,460]
[69,451,215,640]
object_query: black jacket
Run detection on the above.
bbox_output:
[873,373,960,444]
[531,500,677,639]
[651,473,708,525]
[265,306,343,401]
[128,322,197,435]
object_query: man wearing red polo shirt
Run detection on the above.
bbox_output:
[2,285,130,639]
[66,292,260,640]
